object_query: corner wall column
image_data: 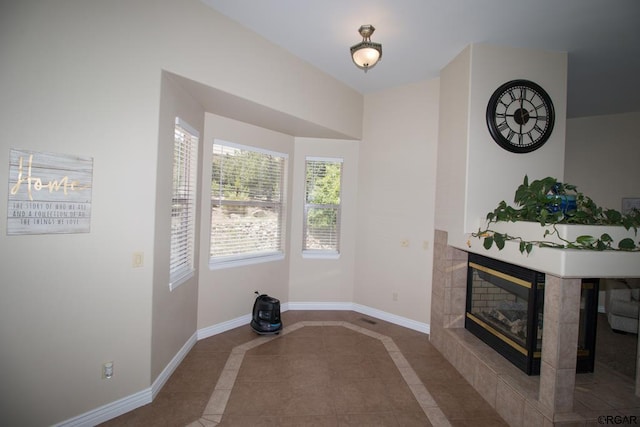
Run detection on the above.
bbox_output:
[538,274,581,414]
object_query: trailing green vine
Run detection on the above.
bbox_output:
[471,176,640,254]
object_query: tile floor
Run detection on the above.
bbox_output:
[101,310,509,426]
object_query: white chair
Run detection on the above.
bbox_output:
[605,278,640,334]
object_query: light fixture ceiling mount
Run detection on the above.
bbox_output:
[350,25,382,73]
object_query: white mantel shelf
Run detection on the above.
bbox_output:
[453,221,640,278]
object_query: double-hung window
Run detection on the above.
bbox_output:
[210,140,287,268]
[170,117,198,290]
[303,157,342,257]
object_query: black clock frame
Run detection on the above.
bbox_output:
[486,79,555,154]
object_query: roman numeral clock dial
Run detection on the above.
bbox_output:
[486,79,555,153]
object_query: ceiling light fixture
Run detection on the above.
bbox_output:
[350,25,382,72]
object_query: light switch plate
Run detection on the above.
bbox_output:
[132,252,144,268]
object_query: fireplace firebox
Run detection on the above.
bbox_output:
[465,253,598,375]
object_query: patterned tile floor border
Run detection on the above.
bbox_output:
[186,321,451,427]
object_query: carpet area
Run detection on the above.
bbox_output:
[596,313,638,379]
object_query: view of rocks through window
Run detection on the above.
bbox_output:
[210,205,334,256]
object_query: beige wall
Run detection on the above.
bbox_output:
[197,114,294,329]
[565,111,640,306]
[151,72,204,381]
[0,1,362,425]
[436,43,568,251]
[467,44,568,231]
[435,46,471,233]
[354,79,440,325]
[5,0,623,424]
[288,138,360,304]
[565,111,640,210]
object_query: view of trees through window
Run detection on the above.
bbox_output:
[210,142,286,262]
[304,159,342,252]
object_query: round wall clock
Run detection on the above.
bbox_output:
[486,79,555,153]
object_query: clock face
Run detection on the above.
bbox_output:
[486,79,555,153]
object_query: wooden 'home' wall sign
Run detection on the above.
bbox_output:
[7,148,93,235]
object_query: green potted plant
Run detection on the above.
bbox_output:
[472,175,640,254]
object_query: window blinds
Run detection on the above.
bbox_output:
[303,157,342,253]
[170,118,198,286]
[210,140,287,263]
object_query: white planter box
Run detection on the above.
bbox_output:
[487,221,638,249]
[460,220,640,278]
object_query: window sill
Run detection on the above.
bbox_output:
[209,252,285,270]
[169,268,194,291]
[302,251,340,260]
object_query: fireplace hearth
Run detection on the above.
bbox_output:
[465,253,598,375]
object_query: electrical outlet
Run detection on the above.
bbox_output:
[392,292,398,301]
[423,240,429,250]
[102,361,114,379]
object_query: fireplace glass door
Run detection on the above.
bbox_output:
[465,253,598,376]
[465,253,544,375]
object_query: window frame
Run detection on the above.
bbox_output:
[302,156,343,259]
[209,139,288,270]
[169,117,199,291]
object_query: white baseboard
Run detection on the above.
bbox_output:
[53,388,152,427]
[286,301,429,334]
[198,301,430,337]
[55,332,197,427]
[151,332,198,399]
[351,303,430,334]
[197,313,253,340]
[57,302,429,426]
[286,301,352,311]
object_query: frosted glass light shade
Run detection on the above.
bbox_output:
[351,43,382,70]
[350,25,382,72]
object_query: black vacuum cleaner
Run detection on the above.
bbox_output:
[250,291,282,335]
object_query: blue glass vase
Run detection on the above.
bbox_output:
[546,195,577,215]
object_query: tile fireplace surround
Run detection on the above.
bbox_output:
[431,229,640,426]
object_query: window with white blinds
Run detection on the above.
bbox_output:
[170,117,198,289]
[210,140,287,267]
[303,157,342,255]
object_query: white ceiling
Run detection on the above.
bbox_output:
[202,0,640,119]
